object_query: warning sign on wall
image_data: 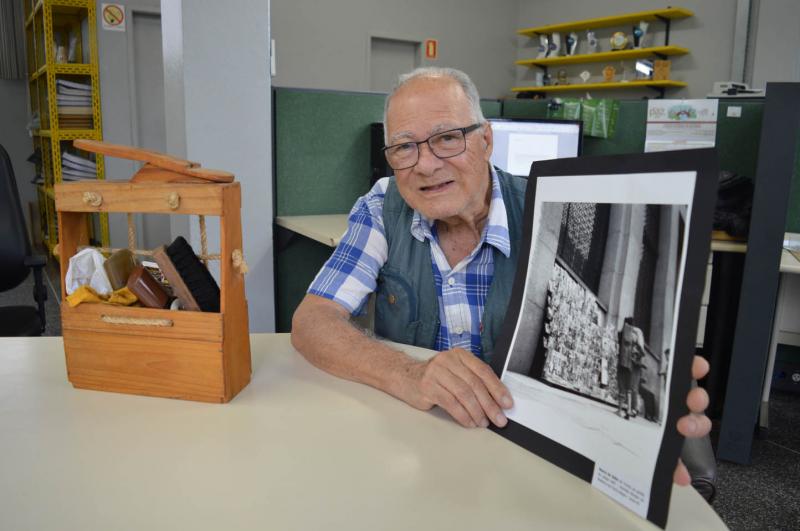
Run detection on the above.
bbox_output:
[101,4,126,32]
[425,39,438,60]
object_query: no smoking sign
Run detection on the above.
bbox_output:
[101,4,126,32]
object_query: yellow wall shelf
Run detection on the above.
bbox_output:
[517,7,693,37]
[515,45,689,68]
[513,7,693,97]
[511,80,688,94]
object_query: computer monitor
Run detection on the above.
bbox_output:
[489,118,582,177]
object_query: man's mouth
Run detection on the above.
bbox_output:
[420,180,454,193]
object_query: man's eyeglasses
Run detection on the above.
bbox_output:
[382,123,482,171]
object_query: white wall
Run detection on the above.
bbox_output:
[0,79,35,238]
[271,0,519,98]
[162,0,274,332]
[749,0,800,88]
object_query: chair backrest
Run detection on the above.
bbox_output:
[0,143,32,292]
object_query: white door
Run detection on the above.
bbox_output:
[131,11,169,248]
[370,37,420,93]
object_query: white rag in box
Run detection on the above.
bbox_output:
[65,248,113,296]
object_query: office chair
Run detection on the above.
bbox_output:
[0,143,47,336]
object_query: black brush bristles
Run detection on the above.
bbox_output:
[165,236,220,312]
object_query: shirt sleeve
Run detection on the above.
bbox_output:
[307,178,390,315]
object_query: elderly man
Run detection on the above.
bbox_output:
[291,67,709,485]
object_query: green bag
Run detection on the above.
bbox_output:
[581,99,619,139]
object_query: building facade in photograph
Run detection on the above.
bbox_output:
[509,201,685,423]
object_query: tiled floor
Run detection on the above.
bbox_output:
[1,263,798,529]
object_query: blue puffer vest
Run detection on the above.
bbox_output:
[374,167,527,361]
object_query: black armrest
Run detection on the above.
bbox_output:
[25,254,48,333]
[24,254,47,268]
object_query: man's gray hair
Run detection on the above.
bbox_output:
[382,67,486,144]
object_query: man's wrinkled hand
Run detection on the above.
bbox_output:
[406,348,513,428]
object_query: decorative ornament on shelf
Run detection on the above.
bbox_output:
[556,69,568,85]
[566,32,579,56]
[632,21,649,49]
[550,32,562,57]
[653,60,672,81]
[602,65,616,83]
[586,30,598,53]
[610,31,629,51]
[535,71,545,86]
[537,34,550,59]
[579,70,591,84]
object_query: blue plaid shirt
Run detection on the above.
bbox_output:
[308,167,511,357]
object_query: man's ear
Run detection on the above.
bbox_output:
[482,122,493,160]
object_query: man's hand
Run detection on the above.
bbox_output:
[674,355,712,485]
[404,348,513,428]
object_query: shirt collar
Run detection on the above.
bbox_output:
[409,165,512,258]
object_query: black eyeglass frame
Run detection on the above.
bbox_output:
[382,123,483,171]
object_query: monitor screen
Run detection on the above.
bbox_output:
[489,118,582,176]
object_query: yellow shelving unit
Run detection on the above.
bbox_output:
[22,0,108,256]
[514,7,693,97]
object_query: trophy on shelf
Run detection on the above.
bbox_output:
[610,31,629,51]
[550,32,562,57]
[537,34,550,59]
[556,69,569,85]
[579,70,591,83]
[586,30,598,53]
[632,21,649,49]
[566,32,579,56]
[602,65,616,82]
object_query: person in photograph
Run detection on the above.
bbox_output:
[291,66,711,485]
[617,317,638,419]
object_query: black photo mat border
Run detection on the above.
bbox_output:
[489,149,719,528]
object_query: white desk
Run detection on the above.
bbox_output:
[275,214,349,247]
[0,334,725,530]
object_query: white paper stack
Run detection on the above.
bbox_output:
[56,79,93,129]
[61,151,97,180]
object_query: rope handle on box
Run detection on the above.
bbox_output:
[101,315,174,327]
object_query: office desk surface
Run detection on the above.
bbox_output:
[276,214,349,247]
[0,334,726,531]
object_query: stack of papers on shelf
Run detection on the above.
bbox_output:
[61,151,97,180]
[57,79,93,129]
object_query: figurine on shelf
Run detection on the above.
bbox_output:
[632,21,649,49]
[586,30,598,53]
[550,32,562,57]
[610,31,628,51]
[556,69,568,85]
[537,34,550,59]
[653,60,671,81]
[566,32,579,56]
[602,65,616,83]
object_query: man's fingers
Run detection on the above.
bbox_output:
[447,361,507,427]
[677,413,712,438]
[692,355,710,380]
[686,386,709,413]
[673,459,691,486]
[435,364,489,427]
[432,382,478,428]
[460,351,514,409]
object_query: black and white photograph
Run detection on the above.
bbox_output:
[491,150,718,528]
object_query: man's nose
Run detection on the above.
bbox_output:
[415,142,443,174]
